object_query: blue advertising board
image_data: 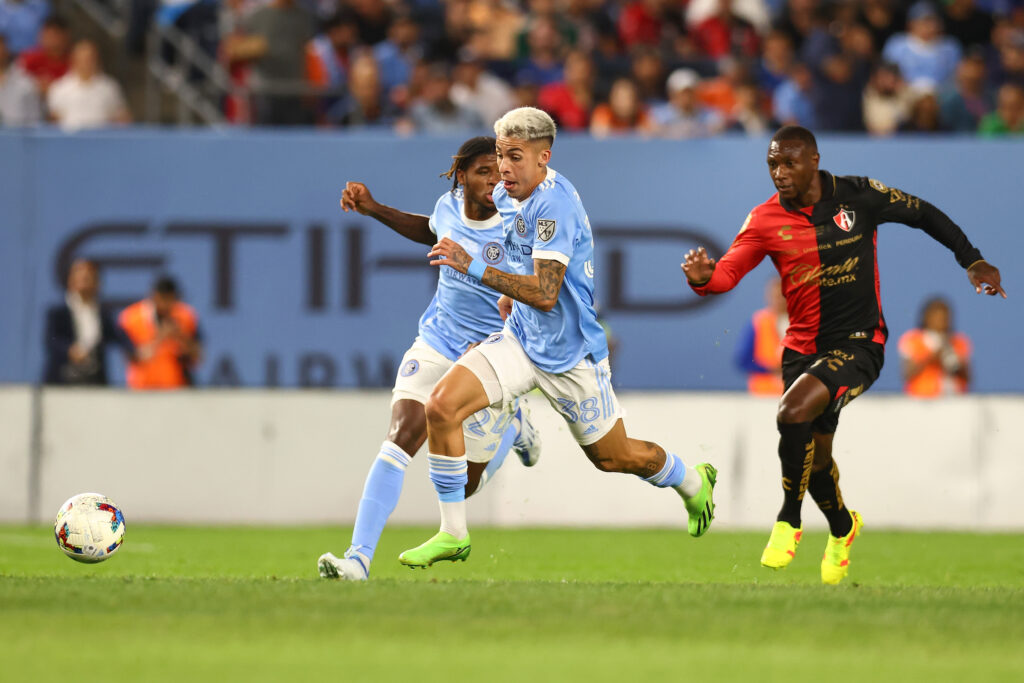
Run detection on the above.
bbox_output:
[1,130,1020,392]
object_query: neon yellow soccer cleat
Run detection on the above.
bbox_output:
[684,463,718,537]
[761,521,803,569]
[821,510,863,585]
[398,531,471,568]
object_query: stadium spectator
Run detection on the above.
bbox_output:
[774,0,826,55]
[450,50,516,127]
[329,52,396,127]
[629,45,666,105]
[859,0,903,54]
[687,0,772,36]
[617,0,666,49]
[943,0,994,49]
[47,40,130,131]
[537,48,594,131]
[863,62,914,136]
[17,14,69,95]
[989,24,1024,87]
[407,62,484,134]
[590,75,654,136]
[757,31,796,95]
[978,81,1024,134]
[939,52,993,131]
[224,0,315,125]
[882,1,963,89]
[898,297,971,397]
[650,67,725,137]
[43,259,134,386]
[697,55,745,116]
[0,0,49,55]
[516,14,565,86]
[119,276,202,390]
[690,0,761,61]
[306,10,360,91]
[373,12,423,99]
[512,72,541,109]
[348,0,392,45]
[0,33,40,125]
[812,53,867,131]
[735,278,787,396]
[728,80,773,135]
[900,88,948,132]
[773,62,817,127]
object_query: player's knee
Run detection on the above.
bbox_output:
[424,391,460,430]
[811,454,833,473]
[777,399,812,425]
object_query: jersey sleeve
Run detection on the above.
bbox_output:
[427,193,449,237]
[530,189,580,266]
[861,177,984,269]
[690,211,769,296]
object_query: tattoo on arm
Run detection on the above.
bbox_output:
[481,259,567,311]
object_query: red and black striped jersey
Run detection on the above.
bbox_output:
[691,171,984,354]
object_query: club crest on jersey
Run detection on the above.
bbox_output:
[400,360,419,377]
[515,215,527,236]
[482,241,505,264]
[833,209,855,232]
[537,219,556,242]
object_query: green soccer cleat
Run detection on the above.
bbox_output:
[398,531,471,568]
[821,510,864,585]
[761,521,802,569]
[684,463,718,537]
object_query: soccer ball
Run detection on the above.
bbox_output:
[53,493,126,563]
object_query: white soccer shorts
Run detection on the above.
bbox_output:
[456,329,622,446]
[392,339,517,463]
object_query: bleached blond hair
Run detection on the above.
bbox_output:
[494,107,557,144]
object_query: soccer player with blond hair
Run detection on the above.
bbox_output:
[399,108,718,568]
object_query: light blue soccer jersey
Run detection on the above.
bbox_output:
[417,189,509,360]
[493,167,609,373]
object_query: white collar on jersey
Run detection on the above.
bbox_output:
[461,203,503,231]
[509,167,557,209]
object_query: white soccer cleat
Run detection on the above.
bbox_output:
[512,403,541,467]
[318,552,368,581]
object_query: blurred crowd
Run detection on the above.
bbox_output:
[2,0,1024,134]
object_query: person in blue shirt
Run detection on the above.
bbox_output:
[317,137,540,582]
[882,2,963,90]
[399,108,719,568]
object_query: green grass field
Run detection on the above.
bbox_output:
[3,525,1023,682]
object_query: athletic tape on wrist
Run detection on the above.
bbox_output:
[467,260,487,280]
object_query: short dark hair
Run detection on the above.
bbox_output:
[153,276,180,297]
[919,296,952,329]
[440,136,497,192]
[771,125,818,152]
[43,15,70,31]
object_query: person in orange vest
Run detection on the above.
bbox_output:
[118,276,202,390]
[735,277,787,395]
[898,297,971,397]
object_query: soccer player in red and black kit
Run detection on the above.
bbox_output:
[682,126,1006,585]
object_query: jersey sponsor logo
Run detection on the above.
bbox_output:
[833,209,855,232]
[789,256,860,287]
[400,359,420,377]
[515,215,527,236]
[482,241,505,264]
[537,219,556,242]
[483,333,503,344]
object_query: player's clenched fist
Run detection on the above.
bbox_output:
[682,246,716,285]
[340,182,378,215]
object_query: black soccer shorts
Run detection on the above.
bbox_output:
[781,341,885,434]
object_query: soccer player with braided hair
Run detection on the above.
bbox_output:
[317,136,541,581]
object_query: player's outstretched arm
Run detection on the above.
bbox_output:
[339,181,433,246]
[428,237,565,312]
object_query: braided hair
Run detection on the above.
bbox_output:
[440,136,497,193]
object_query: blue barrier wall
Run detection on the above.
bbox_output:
[1,130,1020,392]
